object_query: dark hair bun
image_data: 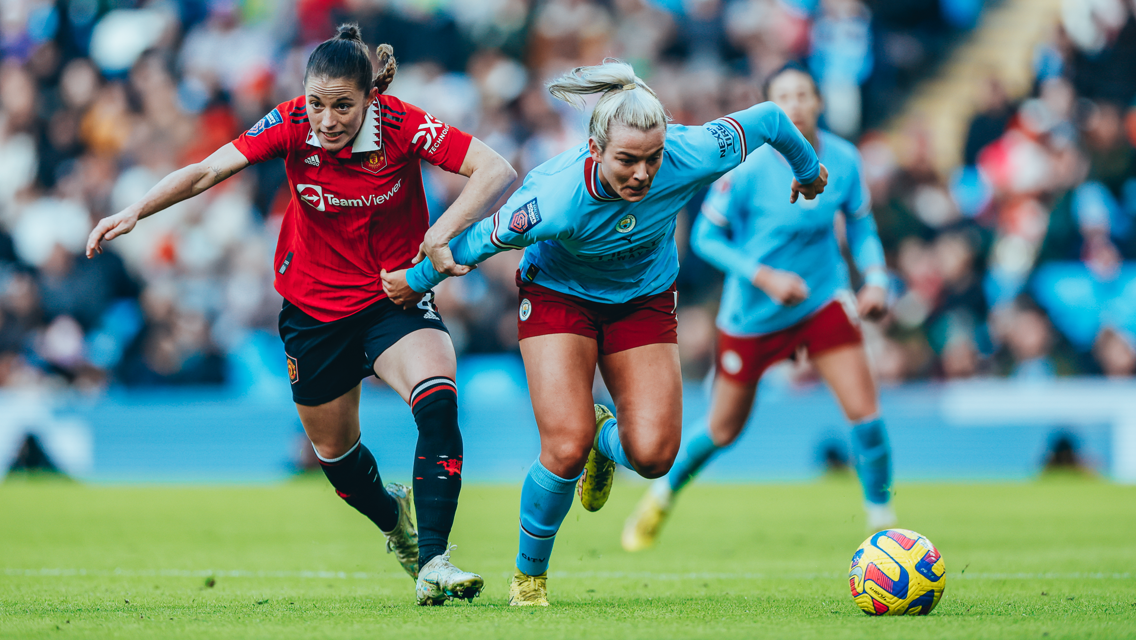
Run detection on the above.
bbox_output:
[335,23,363,42]
[304,22,376,93]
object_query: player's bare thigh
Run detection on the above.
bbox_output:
[811,343,879,422]
[520,333,599,478]
[598,342,682,478]
[295,329,455,460]
[296,384,362,459]
[373,328,457,403]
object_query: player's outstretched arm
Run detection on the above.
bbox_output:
[391,174,559,304]
[386,194,537,306]
[415,138,517,276]
[730,102,827,202]
[86,143,249,258]
[755,104,827,203]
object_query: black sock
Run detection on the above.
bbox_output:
[317,440,399,532]
[410,377,463,569]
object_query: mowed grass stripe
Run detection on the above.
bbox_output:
[4,568,1134,581]
[1,475,1134,640]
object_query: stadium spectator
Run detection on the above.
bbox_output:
[0,0,1134,392]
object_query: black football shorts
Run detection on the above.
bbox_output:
[278,292,449,406]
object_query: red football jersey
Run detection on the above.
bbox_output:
[232,94,472,322]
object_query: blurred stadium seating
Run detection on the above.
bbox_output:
[2,0,1136,481]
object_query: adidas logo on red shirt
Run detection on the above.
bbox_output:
[305,154,320,167]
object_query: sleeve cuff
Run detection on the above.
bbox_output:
[795,163,820,185]
[863,270,890,288]
[406,261,440,293]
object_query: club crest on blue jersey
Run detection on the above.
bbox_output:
[247,108,283,137]
[615,214,636,233]
[508,198,542,234]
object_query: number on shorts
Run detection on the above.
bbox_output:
[417,291,440,319]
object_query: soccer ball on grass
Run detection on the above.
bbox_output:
[848,528,946,615]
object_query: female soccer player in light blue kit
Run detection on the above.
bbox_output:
[622,63,896,552]
[382,59,827,605]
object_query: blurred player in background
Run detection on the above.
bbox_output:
[622,63,896,552]
[383,59,827,605]
[86,24,516,605]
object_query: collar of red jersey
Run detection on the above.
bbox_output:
[305,100,382,156]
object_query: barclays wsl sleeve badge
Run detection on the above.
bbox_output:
[247,108,283,136]
[362,150,386,174]
[508,198,542,234]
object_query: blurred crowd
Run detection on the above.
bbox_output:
[857,0,1136,382]
[0,0,1131,394]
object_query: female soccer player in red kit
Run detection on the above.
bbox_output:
[85,24,516,605]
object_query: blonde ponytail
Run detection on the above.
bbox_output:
[547,59,669,150]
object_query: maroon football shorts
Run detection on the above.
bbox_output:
[515,272,678,355]
[716,297,863,385]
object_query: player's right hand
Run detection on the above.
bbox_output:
[790,163,828,203]
[414,229,473,277]
[86,210,139,258]
[753,266,809,306]
[380,268,425,309]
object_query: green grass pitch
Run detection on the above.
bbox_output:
[1,473,1134,639]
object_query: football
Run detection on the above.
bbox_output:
[849,529,946,615]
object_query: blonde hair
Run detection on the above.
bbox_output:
[547,59,669,150]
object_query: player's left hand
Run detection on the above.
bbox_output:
[856,284,888,321]
[414,229,473,277]
[791,163,828,203]
[380,269,425,309]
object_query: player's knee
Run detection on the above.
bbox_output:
[628,436,680,479]
[633,453,676,479]
[710,420,745,447]
[844,399,879,423]
[310,437,352,461]
[541,439,592,478]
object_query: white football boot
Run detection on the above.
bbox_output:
[382,483,419,580]
[416,546,484,606]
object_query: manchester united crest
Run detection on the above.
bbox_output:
[286,353,299,384]
[363,150,386,174]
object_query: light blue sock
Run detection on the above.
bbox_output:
[595,417,634,471]
[666,426,722,492]
[851,416,892,505]
[516,459,579,576]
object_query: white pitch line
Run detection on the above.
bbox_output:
[2,568,395,580]
[3,568,1132,581]
[549,571,1134,581]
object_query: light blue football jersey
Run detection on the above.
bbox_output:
[406,102,820,303]
[692,129,886,336]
